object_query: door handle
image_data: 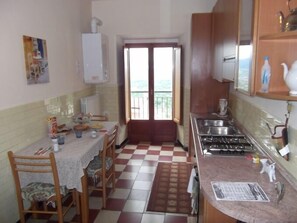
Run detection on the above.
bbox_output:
[223,56,236,62]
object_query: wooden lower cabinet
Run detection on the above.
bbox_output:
[199,192,237,223]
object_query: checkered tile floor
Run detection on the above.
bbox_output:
[27,142,197,223]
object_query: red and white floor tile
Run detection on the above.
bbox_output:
[27,142,197,223]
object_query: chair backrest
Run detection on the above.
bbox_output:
[101,125,118,163]
[90,114,108,121]
[7,151,63,204]
[107,125,118,150]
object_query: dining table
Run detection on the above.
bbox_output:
[16,121,118,223]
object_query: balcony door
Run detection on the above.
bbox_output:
[124,43,182,144]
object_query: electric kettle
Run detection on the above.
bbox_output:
[219,99,228,116]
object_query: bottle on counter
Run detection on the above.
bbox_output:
[52,138,59,152]
[48,116,57,138]
[260,56,271,93]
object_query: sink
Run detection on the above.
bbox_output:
[203,126,240,136]
[196,118,242,136]
[201,119,232,127]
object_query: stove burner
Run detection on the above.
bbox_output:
[200,135,255,156]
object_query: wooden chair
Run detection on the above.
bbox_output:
[90,114,108,121]
[7,151,79,223]
[86,125,118,208]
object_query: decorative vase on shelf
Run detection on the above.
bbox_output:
[260,56,271,93]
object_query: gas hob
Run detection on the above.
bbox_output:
[199,135,255,156]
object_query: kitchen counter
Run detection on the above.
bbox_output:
[190,113,297,223]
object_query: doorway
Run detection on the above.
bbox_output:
[124,43,182,144]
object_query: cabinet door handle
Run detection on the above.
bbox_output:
[223,56,236,62]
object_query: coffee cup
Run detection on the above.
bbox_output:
[91,130,97,138]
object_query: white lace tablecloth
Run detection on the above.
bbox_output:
[17,122,117,192]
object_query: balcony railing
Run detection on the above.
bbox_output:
[131,91,172,120]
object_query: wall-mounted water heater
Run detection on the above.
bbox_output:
[82,32,109,84]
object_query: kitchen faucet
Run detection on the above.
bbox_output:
[266,101,292,161]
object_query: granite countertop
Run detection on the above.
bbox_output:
[190,113,297,223]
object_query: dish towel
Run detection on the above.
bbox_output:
[187,167,199,214]
[187,168,196,193]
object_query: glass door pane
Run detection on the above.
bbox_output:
[154,47,173,120]
[129,48,149,120]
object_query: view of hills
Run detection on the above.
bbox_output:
[131,79,172,92]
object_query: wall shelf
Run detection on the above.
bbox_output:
[260,31,297,40]
[256,91,297,101]
[253,1,297,101]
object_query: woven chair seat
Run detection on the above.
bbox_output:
[21,182,68,204]
[8,151,78,223]
[86,156,113,178]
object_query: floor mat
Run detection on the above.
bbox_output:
[146,162,192,214]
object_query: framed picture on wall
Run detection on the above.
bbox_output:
[23,35,49,85]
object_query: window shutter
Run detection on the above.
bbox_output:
[173,46,182,125]
[124,47,131,124]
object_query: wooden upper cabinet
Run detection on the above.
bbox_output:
[190,14,229,115]
[212,0,224,82]
[212,0,239,82]
[253,0,297,101]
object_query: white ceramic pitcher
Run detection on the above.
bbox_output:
[281,61,297,96]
